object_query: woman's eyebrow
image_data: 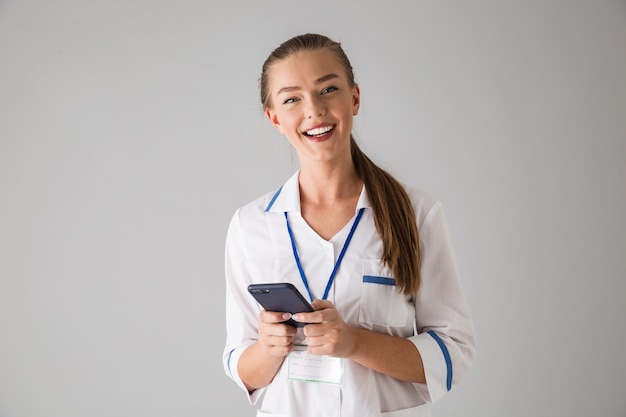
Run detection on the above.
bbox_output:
[315,73,339,84]
[277,85,299,96]
[276,73,340,96]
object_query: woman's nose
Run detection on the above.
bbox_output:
[305,97,326,119]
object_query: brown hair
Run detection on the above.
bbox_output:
[260,33,421,295]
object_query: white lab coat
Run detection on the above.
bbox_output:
[223,171,475,417]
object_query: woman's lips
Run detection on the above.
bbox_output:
[303,124,335,141]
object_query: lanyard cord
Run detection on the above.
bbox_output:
[284,207,365,302]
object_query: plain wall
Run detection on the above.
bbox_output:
[1,1,625,416]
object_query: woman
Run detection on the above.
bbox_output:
[223,33,475,417]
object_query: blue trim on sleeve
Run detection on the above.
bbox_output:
[362,275,396,286]
[427,330,452,391]
[227,349,235,378]
[265,186,283,212]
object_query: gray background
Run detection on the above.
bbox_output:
[1,1,625,416]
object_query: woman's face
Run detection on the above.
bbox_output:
[265,49,360,166]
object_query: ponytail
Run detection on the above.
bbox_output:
[351,136,421,295]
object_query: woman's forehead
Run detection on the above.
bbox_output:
[268,49,346,89]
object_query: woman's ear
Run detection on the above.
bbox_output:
[265,107,282,133]
[352,84,361,116]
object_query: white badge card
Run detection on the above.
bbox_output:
[287,344,343,384]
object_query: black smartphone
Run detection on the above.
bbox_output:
[247,282,315,327]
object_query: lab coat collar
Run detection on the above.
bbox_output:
[264,170,372,214]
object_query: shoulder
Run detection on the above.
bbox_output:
[234,170,300,220]
[401,183,444,228]
[233,187,281,222]
[226,187,282,244]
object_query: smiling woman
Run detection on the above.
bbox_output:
[222,33,476,417]
[265,49,359,168]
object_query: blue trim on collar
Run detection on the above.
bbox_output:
[265,186,283,212]
[427,330,453,391]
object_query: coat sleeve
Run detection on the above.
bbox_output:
[408,201,476,403]
[222,209,266,405]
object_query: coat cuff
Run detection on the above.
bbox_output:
[409,331,451,403]
[224,344,265,405]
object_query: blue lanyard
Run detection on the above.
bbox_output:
[284,207,365,302]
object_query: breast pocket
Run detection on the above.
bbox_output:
[358,259,411,327]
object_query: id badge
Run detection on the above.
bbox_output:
[287,344,343,384]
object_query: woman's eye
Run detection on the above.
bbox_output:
[321,86,338,94]
[282,97,299,104]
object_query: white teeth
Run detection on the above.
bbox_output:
[305,126,333,136]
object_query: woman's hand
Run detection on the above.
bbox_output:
[292,300,426,383]
[293,299,358,358]
[257,311,298,357]
[239,311,297,391]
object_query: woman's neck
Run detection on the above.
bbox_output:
[297,162,363,240]
[298,163,362,207]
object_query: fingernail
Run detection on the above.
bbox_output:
[282,313,292,320]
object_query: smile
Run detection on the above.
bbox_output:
[304,125,334,137]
